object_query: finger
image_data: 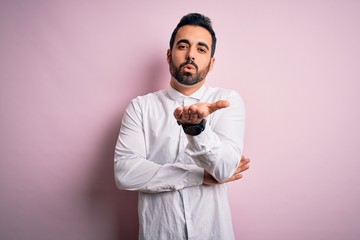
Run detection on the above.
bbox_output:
[235,158,250,173]
[238,159,249,168]
[197,110,206,118]
[188,105,198,113]
[189,113,199,122]
[240,157,250,165]
[209,100,230,113]
[174,107,183,120]
[183,106,190,120]
[188,106,199,121]
[225,173,243,183]
[234,164,249,174]
[215,100,230,109]
[239,164,250,173]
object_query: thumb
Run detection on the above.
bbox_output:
[209,100,230,113]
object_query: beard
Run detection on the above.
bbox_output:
[169,58,211,86]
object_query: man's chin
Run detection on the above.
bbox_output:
[176,77,200,86]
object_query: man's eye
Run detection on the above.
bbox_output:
[178,45,187,49]
[198,48,206,53]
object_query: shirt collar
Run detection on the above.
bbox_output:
[166,84,207,101]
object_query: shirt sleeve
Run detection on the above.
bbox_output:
[185,91,245,183]
[114,99,204,193]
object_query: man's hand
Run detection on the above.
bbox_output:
[174,100,230,124]
[203,156,250,186]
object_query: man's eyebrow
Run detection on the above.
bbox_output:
[176,39,210,51]
[197,42,209,50]
[176,39,190,45]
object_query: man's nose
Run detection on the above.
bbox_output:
[186,47,196,61]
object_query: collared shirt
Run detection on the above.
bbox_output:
[114,84,245,240]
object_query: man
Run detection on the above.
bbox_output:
[114,13,250,240]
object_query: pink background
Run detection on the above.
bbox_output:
[1,1,360,239]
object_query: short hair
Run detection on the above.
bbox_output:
[169,13,217,57]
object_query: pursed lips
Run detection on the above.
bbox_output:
[182,64,197,72]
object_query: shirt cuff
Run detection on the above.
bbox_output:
[185,126,219,156]
[185,164,204,187]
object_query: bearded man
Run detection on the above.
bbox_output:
[114,13,250,240]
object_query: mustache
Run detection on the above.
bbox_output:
[179,60,198,71]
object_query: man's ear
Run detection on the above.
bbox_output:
[209,57,215,71]
[166,49,171,64]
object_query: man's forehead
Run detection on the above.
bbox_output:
[175,25,212,45]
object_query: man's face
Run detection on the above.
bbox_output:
[168,25,215,86]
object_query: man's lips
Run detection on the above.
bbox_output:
[182,64,195,71]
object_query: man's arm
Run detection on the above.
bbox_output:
[174,91,246,183]
[115,93,247,193]
[114,99,204,193]
[203,156,250,185]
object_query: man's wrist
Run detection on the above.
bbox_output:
[177,119,207,136]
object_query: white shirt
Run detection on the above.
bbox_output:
[114,84,245,240]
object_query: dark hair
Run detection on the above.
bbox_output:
[169,13,217,57]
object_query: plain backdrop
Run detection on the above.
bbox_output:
[1,0,360,239]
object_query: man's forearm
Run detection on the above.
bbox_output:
[185,127,242,182]
[114,154,204,193]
